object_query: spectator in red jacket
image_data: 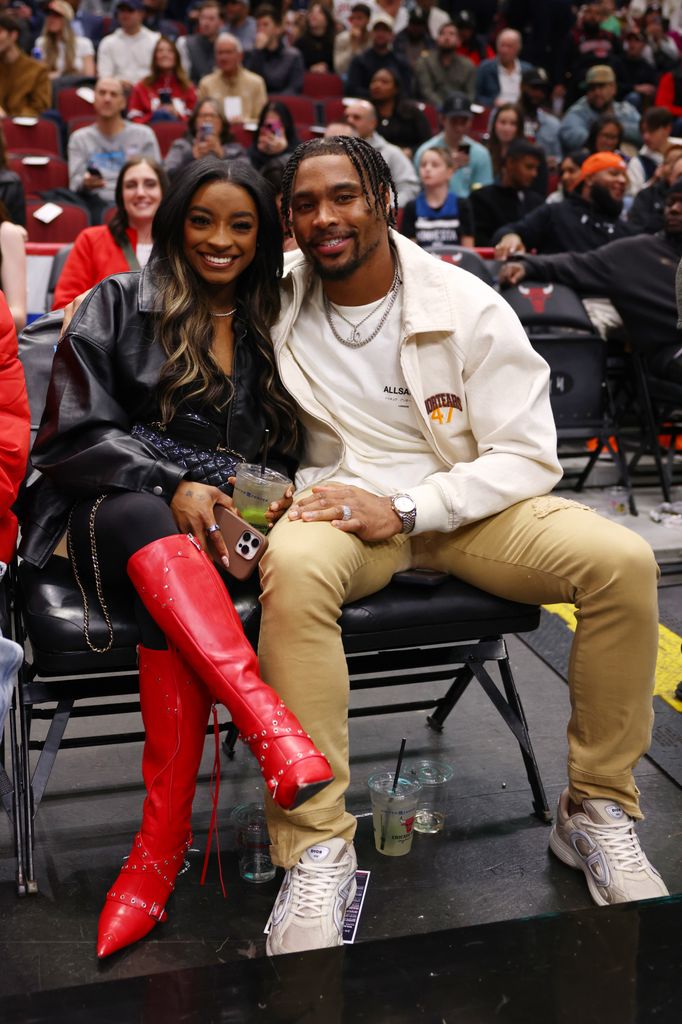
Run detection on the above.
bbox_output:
[127,36,198,123]
[53,156,169,309]
[0,288,29,734]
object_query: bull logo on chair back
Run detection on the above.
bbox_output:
[518,284,554,314]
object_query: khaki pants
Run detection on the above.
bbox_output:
[258,494,659,868]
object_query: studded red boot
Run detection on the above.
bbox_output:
[97,645,211,959]
[127,534,334,811]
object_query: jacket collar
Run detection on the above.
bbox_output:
[138,261,165,313]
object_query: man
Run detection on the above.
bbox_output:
[333,2,370,77]
[493,151,632,256]
[629,143,682,235]
[612,27,658,109]
[68,77,160,221]
[244,5,305,95]
[475,28,531,108]
[198,32,267,123]
[414,0,449,40]
[628,106,674,197]
[224,0,256,52]
[96,0,160,90]
[559,65,641,154]
[177,0,224,84]
[469,139,544,247]
[519,66,561,169]
[143,0,178,40]
[258,135,667,955]
[345,13,412,99]
[345,99,419,206]
[414,21,476,106]
[393,8,434,72]
[453,8,494,67]
[562,1,619,104]
[499,179,682,383]
[0,12,50,118]
[413,92,493,199]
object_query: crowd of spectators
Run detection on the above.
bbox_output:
[1,0,682,331]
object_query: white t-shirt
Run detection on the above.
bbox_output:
[136,242,153,267]
[36,34,95,75]
[498,59,522,104]
[288,276,446,497]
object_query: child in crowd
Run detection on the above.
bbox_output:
[400,145,473,250]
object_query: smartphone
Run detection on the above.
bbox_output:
[199,122,214,140]
[214,505,268,581]
[86,163,102,177]
[458,143,471,155]
[158,88,172,105]
[392,569,449,588]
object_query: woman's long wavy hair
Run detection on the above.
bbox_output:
[43,12,77,74]
[108,155,169,248]
[143,35,191,91]
[150,158,299,454]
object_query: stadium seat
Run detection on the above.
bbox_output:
[268,94,317,126]
[150,119,188,156]
[56,86,95,123]
[26,201,89,244]
[2,118,61,157]
[302,71,344,98]
[9,156,69,198]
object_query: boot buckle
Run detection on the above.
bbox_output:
[149,902,167,921]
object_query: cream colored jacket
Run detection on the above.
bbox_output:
[273,231,562,534]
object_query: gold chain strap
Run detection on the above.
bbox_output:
[66,495,114,654]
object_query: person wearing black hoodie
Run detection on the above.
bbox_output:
[469,139,543,247]
[493,150,633,257]
[499,179,682,381]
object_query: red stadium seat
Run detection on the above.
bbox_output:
[67,115,97,136]
[230,123,256,148]
[322,98,346,125]
[420,103,439,133]
[56,87,96,123]
[26,200,89,243]
[150,120,187,156]
[268,94,317,125]
[1,118,61,157]
[294,123,316,142]
[470,104,491,142]
[302,71,343,98]
[9,156,69,197]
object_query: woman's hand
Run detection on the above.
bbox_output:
[170,480,233,568]
[258,129,288,156]
[288,484,402,542]
[192,135,222,160]
[59,289,92,339]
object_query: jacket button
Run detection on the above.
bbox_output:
[152,486,163,496]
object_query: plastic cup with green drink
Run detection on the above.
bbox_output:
[232,463,292,530]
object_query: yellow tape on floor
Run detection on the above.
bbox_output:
[544,603,682,712]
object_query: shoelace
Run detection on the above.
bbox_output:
[583,818,647,871]
[288,859,349,919]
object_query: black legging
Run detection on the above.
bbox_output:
[68,492,180,650]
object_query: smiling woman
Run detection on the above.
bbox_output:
[21,157,334,958]
[52,156,169,308]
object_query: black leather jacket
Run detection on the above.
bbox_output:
[19,263,293,568]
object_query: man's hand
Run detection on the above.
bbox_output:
[171,480,233,568]
[82,170,105,191]
[449,148,470,171]
[494,233,525,259]
[288,484,403,542]
[498,261,527,287]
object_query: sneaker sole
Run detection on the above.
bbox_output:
[549,826,609,907]
[288,775,335,811]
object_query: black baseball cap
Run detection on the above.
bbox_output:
[439,92,474,117]
[522,66,549,88]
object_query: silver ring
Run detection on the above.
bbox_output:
[341,504,352,521]
[207,523,221,534]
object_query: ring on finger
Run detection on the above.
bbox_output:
[207,523,221,534]
[341,504,352,522]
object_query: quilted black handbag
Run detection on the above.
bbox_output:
[131,412,244,491]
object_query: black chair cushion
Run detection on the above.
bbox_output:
[18,557,540,675]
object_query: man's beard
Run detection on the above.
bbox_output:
[306,233,380,281]
[590,182,623,218]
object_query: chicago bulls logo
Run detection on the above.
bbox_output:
[518,284,554,313]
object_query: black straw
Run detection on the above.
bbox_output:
[392,737,406,793]
[260,429,270,476]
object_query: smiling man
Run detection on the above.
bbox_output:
[257,136,668,956]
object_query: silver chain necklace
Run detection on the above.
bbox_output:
[209,306,237,318]
[323,263,402,348]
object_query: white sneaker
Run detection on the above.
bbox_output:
[265,838,357,955]
[549,789,669,906]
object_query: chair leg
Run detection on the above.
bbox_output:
[631,352,672,502]
[497,657,552,823]
[426,665,474,731]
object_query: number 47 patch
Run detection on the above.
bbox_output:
[425,392,462,424]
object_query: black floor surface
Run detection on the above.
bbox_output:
[1,625,681,1012]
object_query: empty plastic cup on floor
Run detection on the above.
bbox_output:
[407,760,454,834]
[231,803,276,883]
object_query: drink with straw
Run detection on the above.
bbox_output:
[232,465,291,530]
[368,771,421,856]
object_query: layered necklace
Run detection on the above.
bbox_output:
[323,260,402,348]
[209,307,237,318]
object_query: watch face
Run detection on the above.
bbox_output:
[394,494,415,514]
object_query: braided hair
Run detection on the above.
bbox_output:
[280,136,399,235]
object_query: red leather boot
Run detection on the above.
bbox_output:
[127,534,334,810]
[97,645,211,959]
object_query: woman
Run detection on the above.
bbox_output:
[0,123,25,226]
[20,159,334,959]
[163,98,248,181]
[546,149,588,203]
[487,103,524,181]
[128,36,197,123]
[35,0,96,80]
[294,3,336,72]
[52,157,169,309]
[370,68,432,156]
[248,101,300,175]
[587,113,625,155]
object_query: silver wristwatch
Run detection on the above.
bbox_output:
[390,493,417,534]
